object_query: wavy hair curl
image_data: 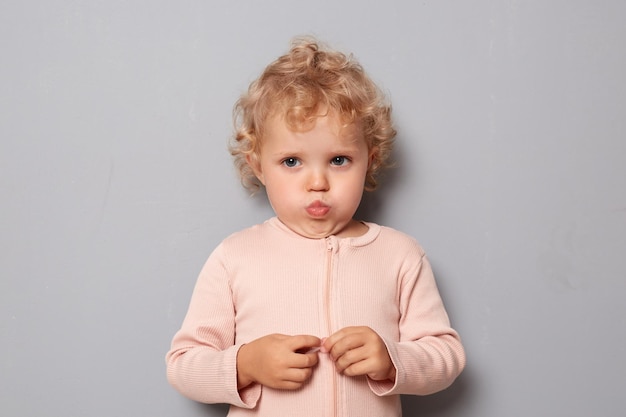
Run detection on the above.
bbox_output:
[230,36,396,192]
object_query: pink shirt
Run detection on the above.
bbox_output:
[166,217,465,416]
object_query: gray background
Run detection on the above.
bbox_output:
[2,1,625,416]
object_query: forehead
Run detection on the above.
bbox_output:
[263,112,364,146]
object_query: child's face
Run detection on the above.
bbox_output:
[250,113,370,239]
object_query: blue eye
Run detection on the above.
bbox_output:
[282,157,300,168]
[331,156,349,166]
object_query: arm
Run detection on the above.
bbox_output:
[165,244,261,408]
[372,254,466,396]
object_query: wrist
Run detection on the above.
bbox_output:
[387,365,397,382]
[236,344,254,389]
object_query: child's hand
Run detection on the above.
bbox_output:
[321,326,396,382]
[237,334,321,390]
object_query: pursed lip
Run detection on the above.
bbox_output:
[306,200,330,217]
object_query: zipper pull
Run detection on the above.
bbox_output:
[326,236,336,252]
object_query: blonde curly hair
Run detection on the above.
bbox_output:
[230,36,396,192]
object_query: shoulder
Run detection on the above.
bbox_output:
[369,223,426,257]
[220,219,277,250]
[204,220,278,271]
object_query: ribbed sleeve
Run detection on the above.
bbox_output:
[165,243,261,408]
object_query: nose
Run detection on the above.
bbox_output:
[307,168,329,192]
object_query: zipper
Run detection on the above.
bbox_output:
[324,236,337,417]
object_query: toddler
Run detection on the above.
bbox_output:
[166,37,465,416]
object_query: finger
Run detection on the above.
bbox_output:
[284,366,314,383]
[329,333,367,361]
[342,358,372,378]
[337,347,395,381]
[272,377,308,390]
[289,334,321,352]
[320,337,330,353]
[276,381,303,390]
[336,349,382,377]
[322,327,357,353]
[334,345,367,372]
[272,366,315,390]
[291,351,319,369]
[346,358,396,381]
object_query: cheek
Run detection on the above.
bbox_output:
[353,164,370,187]
[338,172,367,201]
[263,171,287,191]
[264,175,294,204]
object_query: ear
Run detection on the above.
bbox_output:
[246,154,265,185]
[368,147,377,169]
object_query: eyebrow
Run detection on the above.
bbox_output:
[271,149,302,158]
